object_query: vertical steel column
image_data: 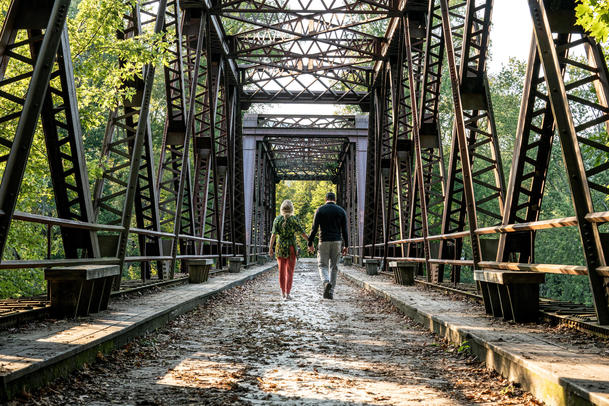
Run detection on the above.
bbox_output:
[366,71,392,260]
[362,87,378,257]
[404,15,432,277]
[156,1,196,271]
[252,141,266,258]
[34,27,100,258]
[167,15,206,276]
[438,0,482,269]
[395,12,423,258]
[348,143,360,255]
[407,0,446,272]
[92,1,166,285]
[192,17,224,266]
[371,84,388,257]
[213,60,229,264]
[192,15,212,257]
[113,0,167,285]
[382,32,405,268]
[336,141,358,256]
[230,86,248,258]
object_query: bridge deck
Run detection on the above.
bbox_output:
[2,259,540,405]
[0,263,276,400]
[341,266,609,406]
[2,260,607,405]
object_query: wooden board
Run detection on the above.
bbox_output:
[474,269,546,284]
[45,265,120,281]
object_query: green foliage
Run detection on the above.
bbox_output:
[457,340,471,354]
[576,0,609,42]
[0,269,46,299]
[68,0,171,131]
[275,181,336,257]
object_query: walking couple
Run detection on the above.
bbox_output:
[268,192,349,300]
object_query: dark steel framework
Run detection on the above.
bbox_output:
[1,0,609,325]
[242,113,368,256]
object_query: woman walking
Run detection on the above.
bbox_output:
[268,200,308,300]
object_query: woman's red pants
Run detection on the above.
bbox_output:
[277,246,296,295]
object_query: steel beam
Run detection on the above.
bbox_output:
[438,0,482,270]
[0,0,72,259]
[437,0,504,283]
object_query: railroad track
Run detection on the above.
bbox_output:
[409,277,609,339]
[0,276,191,329]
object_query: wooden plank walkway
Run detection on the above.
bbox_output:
[341,266,609,406]
[0,262,276,400]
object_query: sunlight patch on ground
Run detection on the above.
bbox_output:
[256,366,455,405]
[35,321,129,344]
[0,354,43,372]
[156,356,246,390]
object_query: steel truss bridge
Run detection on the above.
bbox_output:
[1,0,609,326]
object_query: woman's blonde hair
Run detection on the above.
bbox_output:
[280,200,294,217]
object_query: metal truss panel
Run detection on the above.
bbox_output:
[92,1,167,284]
[437,0,482,273]
[37,29,100,259]
[220,0,394,106]
[157,1,197,267]
[0,0,74,259]
[166,12,207,276]
[436,0,504,283]
[407,0,446,275]
[497,34,568,264]
[525,0,609,323]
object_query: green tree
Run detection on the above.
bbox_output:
[576,0,609,42]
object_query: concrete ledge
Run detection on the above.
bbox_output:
[341,267,609,406]
[0,263,276,400]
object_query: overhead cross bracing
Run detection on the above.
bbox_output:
[265,137,347,181]
[243,114,368,181]
[218,0,409,108]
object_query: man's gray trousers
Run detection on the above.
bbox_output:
[317,241,342,294]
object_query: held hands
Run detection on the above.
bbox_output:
[307,244,315,254]
[342,246,348,256]
[268,248,274,258]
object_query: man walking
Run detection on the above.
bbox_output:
[308,192,349,299]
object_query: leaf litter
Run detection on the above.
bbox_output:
[13,261,544,405]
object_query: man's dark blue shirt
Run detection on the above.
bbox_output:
[308,202,348,247]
